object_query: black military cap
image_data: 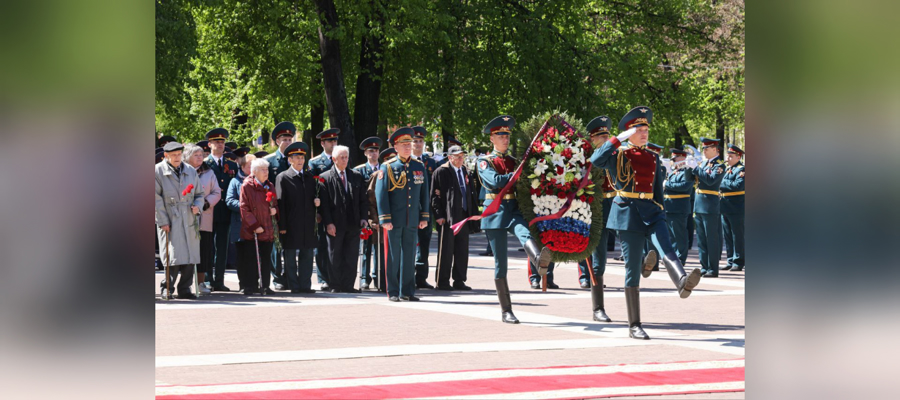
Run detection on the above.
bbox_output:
[446,136,463,147]
[253,151,269,158]
[163,141,184,152]
[618,106,653,131]
[411,126,428,139]
[272,121,297,140]
[155,150,165,163]
[157,135,177,148]
[225,141,237,151]
[205,128,229,141]
[223,152,238,162]
[316,128,340,140]
[586,116,612,136]
[232,147,251,158]
[647,142,664,154]
[727,144,744,156]
[482,115,515,135]
[285,142,310,157]
[359,136,383,151]
[700,137,721,149]
[155,147,163,154]
[196,140,210,153]
[379,147,397,161]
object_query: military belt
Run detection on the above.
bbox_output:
[664,194,691,199]
[604,192,616,199]
[616,191,654,200]
[485,193,516,200]
[720,191,745,197]
[696,189,720,196]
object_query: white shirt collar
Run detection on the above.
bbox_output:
[290,166,302,175]
[368,161,379,170]
[210,154,222,164]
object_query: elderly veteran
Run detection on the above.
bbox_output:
[275,142,320,293]
[155,141,204,299]
[239,158,279,295]
[183,144,222,295]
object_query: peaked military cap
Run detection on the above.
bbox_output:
[285,142,310,157]
[223,152,238,162]
[670,147,688,158]
[379,147,397,161]
[389,127,415,145]
[224,141,237,151]
[411,126,429,139]
[727,144,744,156]
[618,106,653,131]
[157,135,177,148]
[700,137,721,149]
[163,141,184,152]
[316,128,340,140]
[272,121,296,140]
[205,128,229,141]
[232,147,251,158]
[446,136,463,147]
[253,151,269,158]
[155,150,165,163]
[359,136,383,151]
[586,116,612,136]
[483,115,515,135]
[647,142,664,153]
[196,140,210,153]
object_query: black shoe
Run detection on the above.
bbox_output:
[580,281,590,289]
[389,295,400,302]
[320,283,330,291]
[159,288,174,300]
[400,295,420,301]
[629,324,650,340]
[417,281,434,289]
[721,265,733,271]
[530,280,541,290]
[243,289,257,296]
[176,292,198,300]
[212,285,231,292]
[290,289,301,294]
[345,288,362,294]
[614,255,624,261]
[478,251,493,256]
[436,284,454,291]
[265,288,276,295]
[703,271,719,278]
[452,282,472,291]
[517,248,525,252]
[502,311,520,324]
[732,266,744,272]
[301,289,316,294]
[547,281,559,289]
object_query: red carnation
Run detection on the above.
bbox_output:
[557,192,566,199]
[318,177,326,183]
[182,184,194,196]
[266,192,275,202]
[556,166,564,175]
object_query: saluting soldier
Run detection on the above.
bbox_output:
[664,147,695,265]
[478,115,552,324]
[354,136,384,289]
[264,122,296,290]
[720,144,745,272]
[308,128,339,290]
[693,137,727,278]
[589,106,702,340]
[204,128,239,292]
[576,116,615,321]
[376,128,430,301]
[411,126,437,289]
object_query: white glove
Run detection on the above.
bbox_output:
[685,157,699,169]
[661,158,673,175]
[616,127,636,143]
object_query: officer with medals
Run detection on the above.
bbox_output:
[693,137,727,278]
[575,116,616,321]
[589,107,702,340]
[477,115,552,324]
[375,128,430,302]
[263,121,296,290]
[308,128,339,290]
[411,126,437,289]
[664,147,695,265]
[354,136,383,289]
[204,128,240,292]
[720,144,745,272]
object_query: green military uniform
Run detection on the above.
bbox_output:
[411,126,436,288]
[354,136,383,288]
[375,128,430,301]
[664,148,695,265]
[720,144,745,272]
[693,137,726,277]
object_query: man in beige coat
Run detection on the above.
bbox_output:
[155,142,205,299]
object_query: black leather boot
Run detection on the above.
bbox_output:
[495,278,520,324]
[663,256,702,299]
[624,286,649,340]
[642,250,657,278]
[591,277,611,322]
[524,239,552,276]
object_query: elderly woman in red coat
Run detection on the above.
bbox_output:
[239,158,279,295]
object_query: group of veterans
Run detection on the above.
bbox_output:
[154,107,744,341]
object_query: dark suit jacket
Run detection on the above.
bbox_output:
[320,167,369,233]
[275,168,320,249]
[431,163,479,225]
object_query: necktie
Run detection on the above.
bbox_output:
[340,171,347,194]
[218,158,222,169]
[457,168,467,211]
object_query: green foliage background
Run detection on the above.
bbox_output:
[515,112,607,264]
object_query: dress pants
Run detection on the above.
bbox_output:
[415,224,432,284]
[722,213,744,268]
[211,221,230,287]
[239,240,273,290]
[666,212,690,264]
[387,226,417,297]
[578,228,611,282]
[359,235,375,285]
[327,228,362,291]
[199,231,213,276]
[315,224,331,284]
[617,216,678,287]
[435,222,469,286]
[271,246,285,286]
[159,264,194,295]
[694,213,722,274]
[283,248,315,290]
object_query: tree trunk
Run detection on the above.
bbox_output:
[715,104,726,147]
[675,120,693,148]
[352,0,384,165]
[314,0,356,156]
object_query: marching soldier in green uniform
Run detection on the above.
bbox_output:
[589,107,702,340]
[664,148,695,265]
[693,137,726,278]
[411,126,437,289]
[375,128,430,302]
[354,136,383,289]
[204,128,239,292]
[308,128,339,289]
[720,144,745,271]
[264,121,296,290]
[478,115,552,323]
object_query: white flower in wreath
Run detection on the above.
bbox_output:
[534,159,548,176]
[551,152,565,167]
[571,150,585,165]
[531,179,540,189]
[573,138,584,149]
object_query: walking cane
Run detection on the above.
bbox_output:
[585,258,598,287]
[254,232,263,295]
[163,230,171,301]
